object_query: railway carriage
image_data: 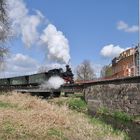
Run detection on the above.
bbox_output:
[0,65,74,89]
[28,73,48,85]
[10,76,28,86]
[0,78,10,86]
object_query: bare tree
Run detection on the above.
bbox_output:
[100,65,107,78]
[76,60,96,81]
[0,0,9,42]
[0,0,9,70]
[0,46,8,70]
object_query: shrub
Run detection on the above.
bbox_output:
[68,98,87,113]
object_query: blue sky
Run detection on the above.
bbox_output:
[1,0,139,77]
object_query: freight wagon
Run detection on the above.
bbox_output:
[0,65,74,94]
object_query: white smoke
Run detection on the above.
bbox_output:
[40,76,65,90]
[40,24,70,64]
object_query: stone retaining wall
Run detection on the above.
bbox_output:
[85,83,140,115]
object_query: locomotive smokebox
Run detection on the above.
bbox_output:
[63,65,74,84]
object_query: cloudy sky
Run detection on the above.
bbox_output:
[0,0,138,77]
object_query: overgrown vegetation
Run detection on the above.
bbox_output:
[50,94,131,140]
[97,107,133,122]
[68,98,87,113]
[89,117,130,140]
[0,92,127,140]
[112,111,133,122]
[48,94,87,113]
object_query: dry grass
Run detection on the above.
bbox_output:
[0,92,125,140]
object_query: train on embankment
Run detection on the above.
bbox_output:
[0,65,74,97]
[1,63,140,98]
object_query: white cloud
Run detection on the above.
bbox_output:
[100,44,125,58]
[0,53,39,78]
[117,21,138,33]
[40,24,70,64]
[7,0,71,66]
[8,0,71,65]
[8,0,44,47]
[11,53,39,68]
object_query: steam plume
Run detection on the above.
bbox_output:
[40,24,70,64]
[40,76,65,90]
[8,0,71,68]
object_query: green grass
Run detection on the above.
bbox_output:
[89,116,130,139]
[50,96,130,139]
[97,107,109,115]
[68,98,87,113]
[51,96,134,123]
[0,92,129,140]
[49,96,87,113]
[97,106,134,122]
[0,101,17,109]
[112,111,133,122]
[3,121,16,135]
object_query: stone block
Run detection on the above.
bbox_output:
[88,99,102,113]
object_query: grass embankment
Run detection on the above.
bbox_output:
[49,94,134,122]
[0,92,127,140]
[49,94,130,140]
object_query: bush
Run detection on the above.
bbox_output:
[68,98,87,113]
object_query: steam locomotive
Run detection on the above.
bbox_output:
[0,65,74,88]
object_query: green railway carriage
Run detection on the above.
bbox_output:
[0,65,74,88]
[28,73,48,85]
[0,78,10,86]
[10,76,28,85]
